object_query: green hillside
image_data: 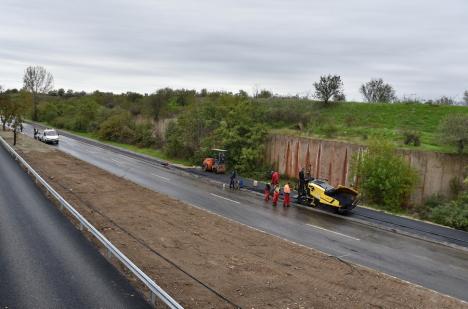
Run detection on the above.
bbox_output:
[262,100,468,153]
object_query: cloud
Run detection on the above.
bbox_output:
[1,0,467,100]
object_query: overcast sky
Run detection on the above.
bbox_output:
[1,0,467,100]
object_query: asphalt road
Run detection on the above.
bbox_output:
[0,142,150,308]
[21,124,468,302]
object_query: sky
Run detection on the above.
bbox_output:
[0,0,467,101]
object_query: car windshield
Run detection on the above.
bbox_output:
[46,130,57,135]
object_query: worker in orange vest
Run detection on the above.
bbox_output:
[272,184,280,206]
[283,182,291,207]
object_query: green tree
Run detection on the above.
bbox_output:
[438,114,468,153]
[313,75,344,104]
[360,78,396,103]
[351,140,419,210]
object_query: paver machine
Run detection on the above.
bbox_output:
[298,178,360,214]
[202,149,227,174]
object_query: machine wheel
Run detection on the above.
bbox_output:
[203,164,208,172]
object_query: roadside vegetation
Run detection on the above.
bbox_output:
[1,67,467,229]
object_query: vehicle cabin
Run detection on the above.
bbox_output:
[202,149,227,174]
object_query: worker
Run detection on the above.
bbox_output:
[33,128,37,139]
[298,167,306,197]
[264,183,271,201]
[271,171,280,186]
[229,169,237,189]
[283,182,291,207]
[272,184,280,206]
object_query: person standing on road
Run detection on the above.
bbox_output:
[283,182,291,207]
[264,183,271,201]
[33,128,37,139]
[271,171,280,186]
[298,167,306,197]
[272,184,280,206]
[229,169,237,189]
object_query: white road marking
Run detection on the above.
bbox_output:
[152,173,170,181]
[110,159,121,164]
[306,224,360,241]
[210,193,240,204]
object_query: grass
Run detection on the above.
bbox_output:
[264,101,468,153]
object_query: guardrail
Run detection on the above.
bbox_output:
[0,136,183,309]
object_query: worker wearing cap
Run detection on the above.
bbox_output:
[283,182,291,207]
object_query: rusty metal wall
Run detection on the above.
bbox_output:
[265,135,468,204]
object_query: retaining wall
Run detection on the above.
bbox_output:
[265,134,468,204]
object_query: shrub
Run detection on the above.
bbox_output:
[351,139,419,211]
[438,114,468,153]
[425,192,468,231]
[402,130,421,146]
[98,112,135,144]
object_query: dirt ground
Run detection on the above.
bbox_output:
[2,132,467,309]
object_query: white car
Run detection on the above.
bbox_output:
[39,129,59,145]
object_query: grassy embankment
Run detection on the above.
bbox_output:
[264,101,468,153]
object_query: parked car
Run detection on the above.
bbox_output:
[38,129,59,145]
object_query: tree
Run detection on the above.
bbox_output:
[257,89,272,99]
[463,91,468,106]
[435,96,454,105]
[351,139,419,210]
[360,78,396,103]
[438,114,468,153]
[23,66,54,120]
[313,75,344,104]
[0,91,26,146]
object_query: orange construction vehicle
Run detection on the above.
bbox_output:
[202,149,227,174]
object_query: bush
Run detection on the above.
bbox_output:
[402,130,421,146]
[424,192,468,231]
[438,114,468,153]
[98,112,135,144]
[351,139,419,211]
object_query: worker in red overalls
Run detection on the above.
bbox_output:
[272,184,280,206]
[264,183,271,201]
[283,182,291,207]
[271,171,280,186]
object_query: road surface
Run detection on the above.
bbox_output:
[21,124,468,302]
[0,142,150,308]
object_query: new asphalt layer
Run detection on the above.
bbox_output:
[0,139,150,308]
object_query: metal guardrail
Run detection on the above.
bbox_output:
[0,136,183,309]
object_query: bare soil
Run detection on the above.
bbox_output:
[2,132,466,309]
